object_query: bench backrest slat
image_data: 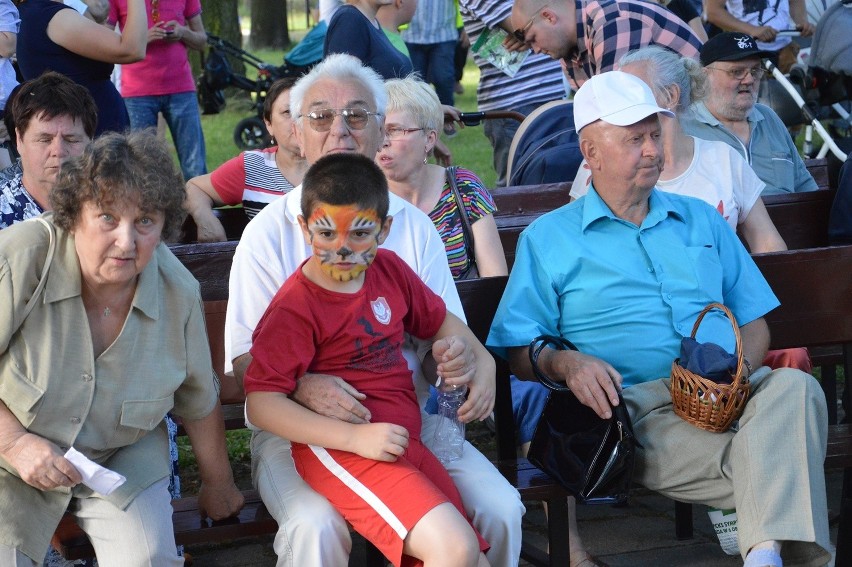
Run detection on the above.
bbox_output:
[755,246,852,349]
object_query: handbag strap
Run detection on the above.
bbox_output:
[15,217,56,328]
[528,335,579,392]
[529,334,635,438]
[445,166,477,271]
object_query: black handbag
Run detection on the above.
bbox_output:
[526,335,638,505]
[445,166,479,279]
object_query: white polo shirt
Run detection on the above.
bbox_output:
[225,184,463,404]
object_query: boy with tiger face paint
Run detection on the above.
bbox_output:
[244,153,492,567]
[301,203,391,283]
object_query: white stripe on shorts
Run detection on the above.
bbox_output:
[308,445,409,539]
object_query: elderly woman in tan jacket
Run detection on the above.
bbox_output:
[0,131,243,565]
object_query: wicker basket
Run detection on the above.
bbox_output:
[670,303,750,433]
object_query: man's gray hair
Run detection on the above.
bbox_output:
[618,46,706,114]
[289,53,388,126]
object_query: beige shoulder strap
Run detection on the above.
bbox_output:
[17,217,57,326]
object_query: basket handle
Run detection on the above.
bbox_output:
[689,303,745,387]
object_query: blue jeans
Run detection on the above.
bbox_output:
[124,92,207,180]
[483,101,541,187]
[406,40,456,106]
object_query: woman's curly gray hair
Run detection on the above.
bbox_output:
[51,130,187,241]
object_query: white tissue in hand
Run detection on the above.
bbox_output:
[64,447,126,495]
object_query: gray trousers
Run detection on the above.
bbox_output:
[0,478,182,567]
[624,367,832,566]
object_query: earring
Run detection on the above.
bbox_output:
[424,149,429,165]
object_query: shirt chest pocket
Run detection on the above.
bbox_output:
[0,364,45,428]
[683,245,724,299]
[770,151,795,193]
[106,395,174,449]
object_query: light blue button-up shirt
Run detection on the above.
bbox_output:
[487,187,779,387]
[681,101,818,196]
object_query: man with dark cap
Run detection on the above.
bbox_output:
[681,31,818,196]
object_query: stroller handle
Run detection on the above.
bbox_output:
[763,59,848,162]
[456,111,526,126]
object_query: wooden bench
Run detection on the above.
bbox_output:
[52,243,851,566]
[181,158,833,263]
[673,245,852,564]
[51,244,569,567]
[491,158,832,265]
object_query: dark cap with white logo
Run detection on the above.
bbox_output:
[699,32,774,66]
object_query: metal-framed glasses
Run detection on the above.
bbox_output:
[512,2,551,43]
[385,127,424,140]
[300,108,382,132]
[707,65,765,81]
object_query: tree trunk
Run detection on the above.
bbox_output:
[250,0,290,49]
[196,0,245,80]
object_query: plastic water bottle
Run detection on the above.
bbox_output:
[432,381,467,464]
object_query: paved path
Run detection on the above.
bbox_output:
[184,469,842,566]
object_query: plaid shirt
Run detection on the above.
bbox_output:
[563,0,702,88]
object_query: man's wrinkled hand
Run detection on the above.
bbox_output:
[292,373,371,423]
[549,349,622,419]
[458,348,496,423]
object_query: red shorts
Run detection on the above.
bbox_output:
[292,439,489,567]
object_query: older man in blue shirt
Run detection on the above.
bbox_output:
[489,71,831,567]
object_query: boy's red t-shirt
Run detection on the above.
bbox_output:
[244,249,447,439]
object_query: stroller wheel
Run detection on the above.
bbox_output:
[233,116,272,150]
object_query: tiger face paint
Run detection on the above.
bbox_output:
[301,204,387,282]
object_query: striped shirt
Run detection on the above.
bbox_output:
[428,167,497,279]
[565,0,702,87]
[402,0,458,44]
[210,147,296,218]
[459,0,565,111]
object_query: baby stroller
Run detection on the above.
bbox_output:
[757,0,851,164]
[197,23,325,150]
[505,100,582,187]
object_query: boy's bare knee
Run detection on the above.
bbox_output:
[406,503,482,566]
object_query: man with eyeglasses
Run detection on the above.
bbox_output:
[681,32,818,195]
[509,0,701,89]
[457,0,565,187]
[225,53,524,567]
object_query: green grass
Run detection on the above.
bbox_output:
[192,57,497,187]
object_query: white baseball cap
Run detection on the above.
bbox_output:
[573,71,674,133]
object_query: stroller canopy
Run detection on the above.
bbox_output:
[809,0,852,76]
[506,100,582,187]
[286,21,327,68]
